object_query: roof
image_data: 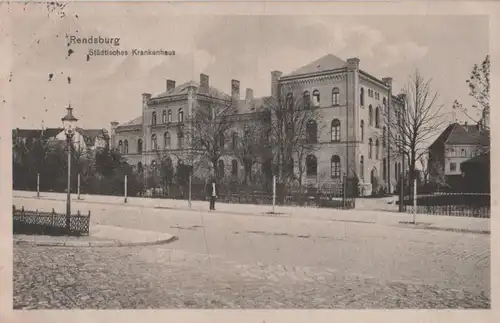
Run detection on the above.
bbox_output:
[430,122,490,148]
[462,152,490,166]
[118,116,143,128]
[13,128,63,139]
[151,80,231,101]
[76,128,109,147]
[285,54,347,77]
[429,123,457,148]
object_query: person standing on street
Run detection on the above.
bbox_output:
[210,180,217,210]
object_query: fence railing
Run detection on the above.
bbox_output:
[402,193,490,218]
[13,205,91,236]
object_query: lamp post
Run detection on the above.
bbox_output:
[61,106,78,231]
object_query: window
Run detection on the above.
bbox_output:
[218,160,225,178]
[332,87,340,106]
[151,112,157,125]
[167,109,172,122]
[137,162,143,173]
[303,91,311,109]
[306,120,318,143]
[331,119,341,142]
[118,140,123,153]
[177,130,184,148]
[312,90,320,107]
[231,159,238,177]
[162,110,167,124]
[375,107,380,128]
[461,149,466,157]
[178,108,184,122]
[375,139,380,159]
[286,93,294,110]
[137,139,143,153]
[369,105,373,126]
[331,155,341,178]
[151,134,158,150]
[360,88,365,107]
[383,158,387,181]
[382,127,386,147]
[383,97,387,110]
[219,133,225,150]
[450,162,457,172]
[164,132,171,149]
[360,120,365,142]
[124,140,129,154]
[306,155,317,177]
[360,155,364,180]
[232,132,238,149]
[369,138,373,159]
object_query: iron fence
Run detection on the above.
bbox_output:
[402,193,490,218]
[13,205,91,236]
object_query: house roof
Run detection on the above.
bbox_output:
[118,116,143,128]
[462,152,490,166]
[151,80,231,101]
[285,54,347,77]
[429,122,489,148]
[76,128,109,147]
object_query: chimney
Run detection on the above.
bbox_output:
[231,79,240,101]
[142,93,152,106]
[246,88,254,110]
[200,74,209,93]
[110,121,119,148]
[346,57,360,70]
[166,79,176,92]
[464,121,468,131]
[271,70,282,98]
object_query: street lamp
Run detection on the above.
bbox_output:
[61,105,78,232]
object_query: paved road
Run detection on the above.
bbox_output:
[13,197,490,309]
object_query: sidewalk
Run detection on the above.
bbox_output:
[14,224,178,247]
[13,190,491,234]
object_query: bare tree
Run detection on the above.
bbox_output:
[385,70,446,184]
[232,115,270,184]
[184,100,236,181]
[452,55,490,129]
[265,83,325,193]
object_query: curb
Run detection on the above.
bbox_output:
[13,235,179,248]
[396,222,490,235]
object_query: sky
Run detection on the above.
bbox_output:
[5,2,490,131]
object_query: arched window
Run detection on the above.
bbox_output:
[382,127,386,147]
[368,138,373,159]
[375,139,380,159]
[394,162,398,181]
[167,109,172,122]
[369,105,373,126]
[360,120,365,142]
[162,110,167,124]
[331,155,341,178]
[306,120,318,143]
[331,119,341,142]
[360,155,364,180]
[151,111,157,125]
[360,88,365,107]
[286,93,293,110]
[232,132,238,149]
[177,130,184,148]
[178,108,184,122]
[124,140,129,154]
[303,91,311,109]
[231,159,238,177]
[118,140,123,153]
[151,134,158,150]
[164,132,171,149]
[137,162,143,173]
[461,148,466,157]
[218,160,225,178]
[332,87,340,106]
[375,106,380,128]
[137,139,143,153]
[383,97,387,111]
[312,90,320,107]
[306,154,317,177]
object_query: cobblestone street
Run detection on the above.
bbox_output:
[13,197,491,309]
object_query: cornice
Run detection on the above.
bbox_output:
[359,71,390,90]
[279,69,347,86]
[147,94,189,106]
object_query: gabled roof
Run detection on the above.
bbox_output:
[430,122,490,148]
[151,80,231,101]
[76,128,109,147]
[13,128,63,139]
[286,54,347,77]
[118,116,143,128]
